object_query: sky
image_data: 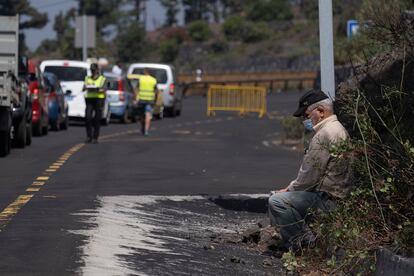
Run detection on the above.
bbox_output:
[24,0,184,51]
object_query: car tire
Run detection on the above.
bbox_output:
[102,109,111,126]
[26,122,32,146]
[60,112,69,130]
[121,109,130,124]
[13,118,26,148]
[32,121,42,136]
[42,124,49,135]
[51,119,59,131]
[166,105,176,117]
[0,130,11,157]
[175,105,181,116]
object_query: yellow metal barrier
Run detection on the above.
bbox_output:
[207,85,267,118]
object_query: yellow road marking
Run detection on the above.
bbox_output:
[0,195,33,226]
[0,143,85,230]
[32,182,45,186]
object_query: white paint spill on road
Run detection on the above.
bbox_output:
[69,195,205,275]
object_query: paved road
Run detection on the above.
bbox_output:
[0,91,303,275]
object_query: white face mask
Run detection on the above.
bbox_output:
[303,118,314,131]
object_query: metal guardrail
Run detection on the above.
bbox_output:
[182,77,315,96]
[207,85,267,118]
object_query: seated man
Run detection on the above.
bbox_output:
[268,89,353,251]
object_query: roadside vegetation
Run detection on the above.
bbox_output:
[282,1,414,274]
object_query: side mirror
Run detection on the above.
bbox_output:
[65,90,72,95]
[18,56,28,75]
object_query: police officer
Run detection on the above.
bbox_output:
[83,63,107,144]
[136,68,158,136]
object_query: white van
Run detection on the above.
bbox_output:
[127,63,182,116]
[39,60,111,124]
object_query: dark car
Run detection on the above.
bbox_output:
[28,60,49,136]
[43,72,69,131]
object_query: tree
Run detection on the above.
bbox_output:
[53,8,79,59]
[77,0,122,36]
[0,0,48,52]
[188,20,211,42]
[116,23,146,62]
[159,0,179,27]
[121,0,146,26]
[220,0,255,19]
[246,0,293,22]
[182,0,210,23]
[0,0,48,29]
[222,15,246,41]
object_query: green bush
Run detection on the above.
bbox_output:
[210,39,229,53]
[242,21,271,43]
[116,23,146,62]
[188,20,211,42]
[222,15,246,41]
[246,0,293,22]
[160,39,179,63]
[222,16,271,42]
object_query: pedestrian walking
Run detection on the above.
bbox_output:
[135,68,158,136]
[83,63,107,144]
[268,89,354,251]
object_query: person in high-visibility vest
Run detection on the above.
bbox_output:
[135,68,158,136]
[83,63,107,144]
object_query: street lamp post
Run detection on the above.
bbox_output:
[318,0,336,100]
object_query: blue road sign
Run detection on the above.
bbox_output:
[347,20,359,38]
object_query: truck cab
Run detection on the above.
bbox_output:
[0,15,32,156]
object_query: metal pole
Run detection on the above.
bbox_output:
[82,15,87,61]
[318,0,335,100]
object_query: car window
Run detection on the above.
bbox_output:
[131,68,168,84]
[129,79,139,90]
[44,66,87,81]
[57,84,64,95]
[28,73,37,82]
[106,78,119,90]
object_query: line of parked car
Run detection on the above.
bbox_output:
[38,60,182,126]
[2,59,183,155]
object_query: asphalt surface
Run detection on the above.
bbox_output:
[0,91,304,275]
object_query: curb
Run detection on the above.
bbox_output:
[208,194,269,213]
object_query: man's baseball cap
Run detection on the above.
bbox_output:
[293,89,329,117]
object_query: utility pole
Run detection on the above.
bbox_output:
[318,0,335,100]
[142,0,147,30]
[82,14,87,61]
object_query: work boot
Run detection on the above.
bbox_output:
[92,139,98,144]
[85,137,92,143]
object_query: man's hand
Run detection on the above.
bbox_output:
[270,187,289,195]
